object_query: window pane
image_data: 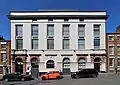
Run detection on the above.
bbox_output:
[32,39,38,49]
[94,25,100,36]
[16,39,23,49]
[78,25,85,36]
[109,58,114,66]
[16,25,23,36]
[63,39,69,49]
[47,25,54,36]
[94,39,100,49]
[118,59,120,66]
[78,58,86,69]
[78,39,85,49]
[1,53,6,61]
[117,36,120,40]
[109,46,114,54]
[109,36,114,40]
[63,25,69,36]
[31,25,38,36]
[46,60,54,68]
[47,39,54,49]
[1,44,6,49]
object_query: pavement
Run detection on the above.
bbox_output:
[1,73,120,85]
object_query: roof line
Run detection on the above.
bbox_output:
[9,10,107,13]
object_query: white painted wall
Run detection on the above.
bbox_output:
[10,11,107,73]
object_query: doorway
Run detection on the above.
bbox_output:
[15,58,23,73]
[62,58,70,75]
[31,58,39,78]
[94,58,101,72]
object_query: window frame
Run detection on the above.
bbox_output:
[62,25,70,36]
[31,24,38,36]
[46,60,55,68]
[16,25,23,36]
[16,39,23,49]
[31,39,38,49]
[63,39,69,49]
[47,39,54,49]
[47,24,54,37]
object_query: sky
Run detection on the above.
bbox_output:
[0,0,120,40]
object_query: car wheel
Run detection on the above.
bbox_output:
[5,78,8,82]
[21,78,25,81]
[76,75,80,79]
[42,77,46,80]
[56,76,60,79]
[92,74,97,78]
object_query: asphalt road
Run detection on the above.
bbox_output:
[1,74,120,85]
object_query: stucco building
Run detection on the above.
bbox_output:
[8,10,108,77]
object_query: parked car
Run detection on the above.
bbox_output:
[40,71,63,80]
[3,72,34,82]
[71,68,98,79]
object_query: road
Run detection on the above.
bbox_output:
[1,74,120,85]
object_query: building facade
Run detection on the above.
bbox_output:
[8,10,108,77]
[106,26,120,72]
[0,36,11,79]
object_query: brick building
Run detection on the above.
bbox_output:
[106,26,120,72]
[0,36,11,79]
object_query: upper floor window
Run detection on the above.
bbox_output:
[16,39,23,49]
[78,39,85,49]
[31,25,38,36]
[47,39,54,49]
[94,39,100,49]
[1,44,6,50]
[93,25,100,37]
[117,36,120,41]
[109,46,114,55]
[109,36,114,41]
[31,39,38,49]
[63,39,69,49]
[78,25,85,36]
[1,53,6,61]
[62,25,69,36]
[16,25,23,36]
[47,25,54,37]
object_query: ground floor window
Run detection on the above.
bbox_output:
[118,58,120,66]
[78,58,86,70]
[46,60,55,68]
[109,58,114,66]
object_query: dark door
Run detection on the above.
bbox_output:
[31,67,39,79]
[31,58,39,78]
[94,63,100,72]
[63,58,70,75]
[15,58,23,74]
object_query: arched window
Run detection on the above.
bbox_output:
[78,58,86,70]
[46,60,55,68]
[63,58,70,69]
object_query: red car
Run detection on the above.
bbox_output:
[40,71,63,80]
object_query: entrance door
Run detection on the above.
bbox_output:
[94,58,101,72]
[31,58,39,78]
[62,58,70,75]
[15,58,23,73]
